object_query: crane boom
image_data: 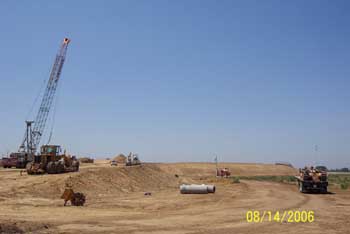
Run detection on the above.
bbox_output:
[20,38,70,153]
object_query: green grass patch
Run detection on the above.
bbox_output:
[231,177,240,183]
[340,182,349,190]
[329,174,350,190]
[328,174,350,183]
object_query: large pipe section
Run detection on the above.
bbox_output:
[180,184,216,194]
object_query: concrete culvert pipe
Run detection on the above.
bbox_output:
[180,184,216,194]
[207,185,216,193]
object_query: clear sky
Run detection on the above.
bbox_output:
[0,0,349,168]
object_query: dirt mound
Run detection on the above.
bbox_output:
[24,164,184,200]
[79,157,94,163]
[113,154,127,164]
[68,164,181,198]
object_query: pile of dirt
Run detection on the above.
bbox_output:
[79,157,94,163]
[23,164,186,200]
[68,164,182,198]
[113,154,127,164]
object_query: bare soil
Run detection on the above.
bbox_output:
[0,161,348,234]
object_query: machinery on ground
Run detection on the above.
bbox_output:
[26,145,79,174]
[126,152,141,166]
[1,155,18,168]
[216,168,231,177]
[2,38,70,168]
[2,151,33,168]
[295,166,328,193]
[61,188,86,206]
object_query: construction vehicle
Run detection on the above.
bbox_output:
[216,168,231,177]
[214,156,230,177]
[2,155,18,168]
[295,166,328,193]
[61,188,86,206]
[26,145,79,174]
[2,151,33,168]
[2,38,70,168]
[126,152,141,166]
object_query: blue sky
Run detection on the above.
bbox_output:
[0,1,349,168]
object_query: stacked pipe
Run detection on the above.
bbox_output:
[180,184,216,194]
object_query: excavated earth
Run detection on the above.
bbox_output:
[0,161,349,234]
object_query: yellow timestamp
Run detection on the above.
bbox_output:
[246,210,314,223]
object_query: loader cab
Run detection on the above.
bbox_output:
[41,145,61,155]
[34,145,62,164]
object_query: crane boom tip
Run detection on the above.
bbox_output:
[63,38,71,45]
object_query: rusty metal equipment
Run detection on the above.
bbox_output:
[61,188,86,206]
[2,155,18,168]
[295,166,328,193]
[26,145,79,175]
[216,168,231,177]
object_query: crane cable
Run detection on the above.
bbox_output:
[20,66,50,150]
[25,67,51,121]
[46,80,61,145]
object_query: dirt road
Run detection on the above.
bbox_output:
[0,162,348,234]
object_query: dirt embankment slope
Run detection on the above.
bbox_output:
[1,162,348,234]
[157,162,297,179]
[27,162,297,199]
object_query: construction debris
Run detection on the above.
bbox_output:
[180,184,216,194]
[216,168,231,177]
[61,188,86,206]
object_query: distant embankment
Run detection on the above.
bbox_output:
[156,162,298,178]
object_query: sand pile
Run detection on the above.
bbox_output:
[23,164,183,200]
[113,154,127,164]
[68,164,181,198]
[79,157,94,163]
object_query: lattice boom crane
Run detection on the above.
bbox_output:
[20,38,70,153]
